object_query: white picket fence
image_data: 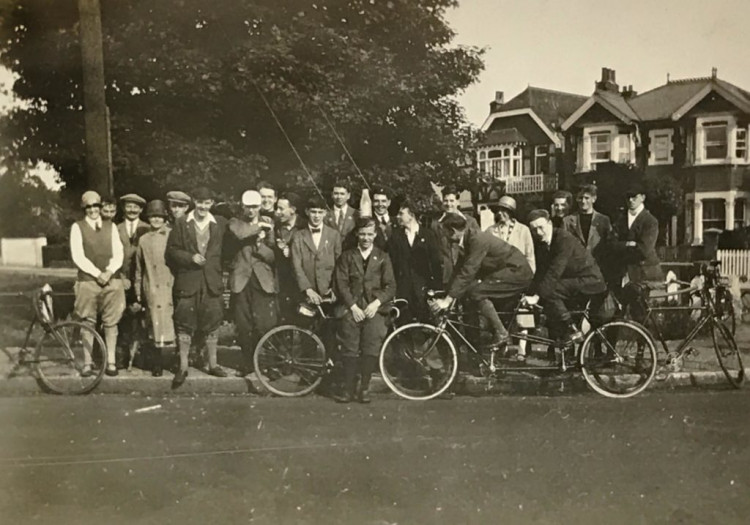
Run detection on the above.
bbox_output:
[717,249,750,287]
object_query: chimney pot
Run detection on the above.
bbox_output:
[711,67,718,79]
[495,91,505,104]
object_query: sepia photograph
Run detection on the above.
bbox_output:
[0,0,748,523]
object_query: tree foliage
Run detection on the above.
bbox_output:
[0,0,484,207]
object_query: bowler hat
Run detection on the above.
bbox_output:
[80,190,102,208]
[192,187,213,201]
[120,193,146,206]
[145,200,168,218]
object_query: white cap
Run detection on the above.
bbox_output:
[242,190,262,206]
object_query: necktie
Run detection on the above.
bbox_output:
[129,222,135,241]
[335,210,343,230]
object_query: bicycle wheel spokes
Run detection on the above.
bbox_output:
[253,326,326,397]
[711,320,745,388]
[580,320,656,398]
[379,323,458,401]
[35,321,106,395]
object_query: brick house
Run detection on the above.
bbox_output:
[562,67,750,247]
[476,86,587,197]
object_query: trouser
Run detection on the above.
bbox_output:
[232,274,278,366]
[74,278,125,368]
[540,277,607,331]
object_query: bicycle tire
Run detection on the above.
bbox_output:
[379,323,458,401]
[580,320,657,399]
[717,288,736,336]
[253,325,327,397]
[711,319,745,388]
[34,320,106,395]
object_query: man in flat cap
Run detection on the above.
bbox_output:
[70,191,126,377]
[166,186,228,387]
[225,189,278,376]
[167,191,192,223]
[116,193,150,369]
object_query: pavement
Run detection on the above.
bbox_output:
[1,392,749,524]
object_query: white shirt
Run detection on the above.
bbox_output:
[187,210,217,231]
[359,246,374,260]
[405,223,420,246]
[309,225,323,249]
[123,218,140,238]
[375,213,390,225]
[334,205,349,225]
[628,204,645,228]
[70,217,124,278]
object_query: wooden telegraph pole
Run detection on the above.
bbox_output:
[77,0,113,196]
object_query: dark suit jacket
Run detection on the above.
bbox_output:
[275,220,303,296]
[532,228,606,297]
[335,246,396,311]
[290,225,342,295]
[117,219,149,280]
[388,225,443,301]
[225,216,277,294]
[612,208,663,283]
[325,205,358,238]
[434,213,480,286]
[166,214,227,298]
[564,211,612,257]
[448,230,531,299]
[341,215,393,251]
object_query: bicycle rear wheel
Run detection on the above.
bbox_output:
[34,321,106,395]
[711,319,745,388]
[253,325,327,397]
[379,323,458,401]
[716,287,736,336]
[580,320,657,399]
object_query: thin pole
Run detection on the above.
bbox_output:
[252,81,328,206]
[315,103,371,191]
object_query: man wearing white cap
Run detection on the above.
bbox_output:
[226,190,278,375]
[70,191,126,377]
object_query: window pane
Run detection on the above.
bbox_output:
[654,134,670,161]
[704,124,727,159]
[703,199,726,231]
[590,133,611,161]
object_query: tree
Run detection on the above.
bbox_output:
[0,0,484,207]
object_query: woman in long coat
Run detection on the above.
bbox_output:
[135,200,175,376]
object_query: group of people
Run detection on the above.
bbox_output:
[69,179,661,402]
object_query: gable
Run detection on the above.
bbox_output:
[575,103,624,127]
[683,91,746,118]
[485,114,554,145]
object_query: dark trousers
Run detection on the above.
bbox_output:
[232,274,278,359]
[174,279,224,336]
[337,311,388,358]
[540,276,607,327]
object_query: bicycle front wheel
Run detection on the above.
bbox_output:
[253,325,327,397]
[35,321,106,395]
[580,320,657,399]
[711,319,745,388]
[379,323,458,401]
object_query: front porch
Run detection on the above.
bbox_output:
[686,190,750,245]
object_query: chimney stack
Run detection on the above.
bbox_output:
[595,67,619,92]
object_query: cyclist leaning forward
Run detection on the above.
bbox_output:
[431,213,534,351]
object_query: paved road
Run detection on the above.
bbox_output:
[0,391,748,524]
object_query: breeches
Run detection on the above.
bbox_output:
[174,279,224,336]
[337,311,388,358]
[74,279,126,328]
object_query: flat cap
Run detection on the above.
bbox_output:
[119,193,146,206]
[242,190,262,206]
[166,190,192,205]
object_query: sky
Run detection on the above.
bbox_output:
[447,0,750,127]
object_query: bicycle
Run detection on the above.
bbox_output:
[9,284,107,394]
[379,292,658,400]
[623,260,745,388]
[252,294,408,397]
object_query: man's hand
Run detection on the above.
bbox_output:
[350,304,366,323]
[305,288,323,305]
[276,238,290,257]
[96,271,112,287]
[192,253,206,266]
[122,278,131,291]
[363,299,381,319]
[129,302,143,314]
[522,294,539,306]
[625,241,637,247]
[431,297,452,313]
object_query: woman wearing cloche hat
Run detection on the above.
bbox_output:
[133,200,175,377]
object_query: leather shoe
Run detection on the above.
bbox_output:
[332,392,353,404]
[207,366,227,378]
[172,369,188,389]
[105,366,118,377]
[81,365,95,378]
[357,389,371,404]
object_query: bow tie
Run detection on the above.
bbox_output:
[310,227,321,234]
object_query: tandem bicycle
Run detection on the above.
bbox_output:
[379,291,658,400]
